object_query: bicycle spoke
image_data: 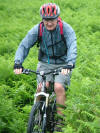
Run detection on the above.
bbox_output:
[32,110,42,132]
[27,102,44,133]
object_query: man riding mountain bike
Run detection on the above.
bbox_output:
[14,3,77,132]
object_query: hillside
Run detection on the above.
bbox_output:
[0,0,100,132]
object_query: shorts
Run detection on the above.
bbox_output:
[36,61,72,91]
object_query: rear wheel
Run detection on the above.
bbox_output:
[27,102,45,133]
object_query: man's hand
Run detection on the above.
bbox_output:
[61,63,74,75]
[14,63,23,74]
[61,69,70,75]
[14,68,23,74]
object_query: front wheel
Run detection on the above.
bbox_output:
[27,102,45,133]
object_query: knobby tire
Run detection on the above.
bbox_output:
[27,102,46,133]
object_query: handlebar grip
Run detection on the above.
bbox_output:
[22,69,40,75]
[22,69,30,74]
[63,65,74,69]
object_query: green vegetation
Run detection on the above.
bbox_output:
[0,0,100,132]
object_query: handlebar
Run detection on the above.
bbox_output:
[22,65,74,75]
[62,65,74,69]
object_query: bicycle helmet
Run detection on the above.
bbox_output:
[40,3,60,19]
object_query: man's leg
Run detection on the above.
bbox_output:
[54,71,71,114]
[54,83,66,115]
[53,82,66,132]
[37,82,50,92]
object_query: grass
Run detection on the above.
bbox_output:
[0,0,100,132]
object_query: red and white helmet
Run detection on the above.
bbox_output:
[40,3,60,19]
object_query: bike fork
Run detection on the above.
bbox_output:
[42,107,47,133]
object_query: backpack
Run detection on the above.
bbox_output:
[37,17,67,64]
[37,17,66,46]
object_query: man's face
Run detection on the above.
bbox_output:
[43,19,58,31]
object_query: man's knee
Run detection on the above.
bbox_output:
[54,83,65,94]
[37,83,42,92]
[44,82,50,89]
[37,82,50,92]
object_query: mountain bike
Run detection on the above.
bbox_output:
[23,65,73,133]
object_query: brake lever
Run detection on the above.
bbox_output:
[22,69,30,74]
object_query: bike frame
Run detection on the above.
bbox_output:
[23,65,74,133]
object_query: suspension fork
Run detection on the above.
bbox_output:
[34,92,49,106]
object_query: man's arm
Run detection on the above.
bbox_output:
[14,24,39,74]
[63,21,77,66]
[15,24,39,64]
[61,22,77,75]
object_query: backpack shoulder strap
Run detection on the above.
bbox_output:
[36,21,44,47]
[57,17,66,44]
[38,21,44,42]
[57,17,63,35]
